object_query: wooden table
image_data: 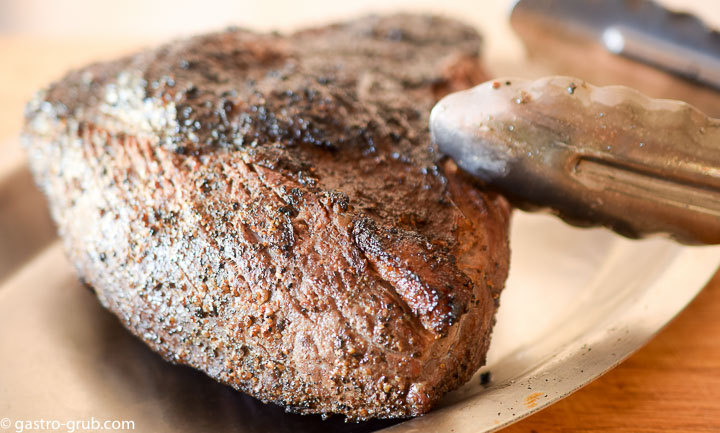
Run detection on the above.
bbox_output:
[505,270,720,433]
[2,36,719,433]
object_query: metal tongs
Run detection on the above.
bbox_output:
[430,0,720,245]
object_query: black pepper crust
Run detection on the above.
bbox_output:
[22,14,511,420]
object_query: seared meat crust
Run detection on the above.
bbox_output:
[23,14,510,420]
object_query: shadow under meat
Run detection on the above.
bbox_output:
[0,166,57,283]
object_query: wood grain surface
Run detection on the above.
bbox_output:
[1,34,719,433]
[502,269,720,433]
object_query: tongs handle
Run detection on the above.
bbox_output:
[430,77,720,244]
[510,0,720,90]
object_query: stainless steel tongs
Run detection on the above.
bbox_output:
[431,77,720,245]
[430,0,720,245]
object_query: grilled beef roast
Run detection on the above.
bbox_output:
[22,14,511,420]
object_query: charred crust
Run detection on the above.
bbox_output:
[352,215,471,337]
[22,13,509,421]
